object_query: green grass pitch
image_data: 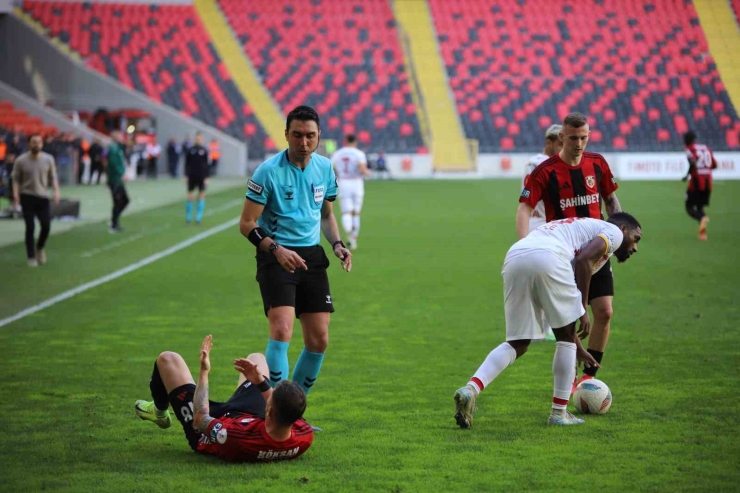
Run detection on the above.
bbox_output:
[1,179,738,492]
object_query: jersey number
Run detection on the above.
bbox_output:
[181,402,194,423]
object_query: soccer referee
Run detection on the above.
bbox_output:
[239,106,352,395]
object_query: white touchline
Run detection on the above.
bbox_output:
[77,198,244,258]
[0,217,240,328]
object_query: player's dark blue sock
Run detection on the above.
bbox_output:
[149,361,170,411]
[292,348,324,395]
[185,201,193,222]
[266,339,290,387]
[195,199,205,223]
[583,349,604,377]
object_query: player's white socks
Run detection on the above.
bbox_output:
[352,215,361,236]
[552,341,576,411]
[469,343,517,395]
[341,213,353,235]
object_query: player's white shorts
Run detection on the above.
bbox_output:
[338,179,364,213]
[502,246,585,341]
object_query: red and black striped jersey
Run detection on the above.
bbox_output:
[685,143,716,192]
[197,413,314,462]
[520,152,619,222]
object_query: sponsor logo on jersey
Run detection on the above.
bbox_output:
[560,193,599,210]
[257,447,300,460]
[247,179,263,195]
[586,175,596,188]
[210,423,223,443]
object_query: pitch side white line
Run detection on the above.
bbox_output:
[78,198,243,259]
[0,217,239,328]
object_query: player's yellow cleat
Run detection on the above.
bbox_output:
[453,386,477,429]
[699,216,709,241]
[135,400,172,429]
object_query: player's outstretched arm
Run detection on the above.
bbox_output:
[515,202,533,239]
[321,200,352,272]
[574,237,609,339]
[604,192,622,217]
[193,335,215,434]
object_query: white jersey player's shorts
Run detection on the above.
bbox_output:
[338,178,365,213]
[502,245,585,341]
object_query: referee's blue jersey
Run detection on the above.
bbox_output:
[246,150,338,247]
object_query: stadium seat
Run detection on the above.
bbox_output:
[217,0,424,153]
[428,0,740,152]
[0,101,61,137]
[23,1,268,157]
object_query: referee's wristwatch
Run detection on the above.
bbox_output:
[269,242,280,255]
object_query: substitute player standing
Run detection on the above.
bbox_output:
[516,113,622,386]
[184,133,209,224]
[454,214,642,427]
[682,130,717,241]
[522,124,563,233]
[331,134,370,250]
[239,106,352,396]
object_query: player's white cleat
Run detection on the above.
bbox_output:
[347,237,358,250]
[453,386,477,429]
[547,410,585,426]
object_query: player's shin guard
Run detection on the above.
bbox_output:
[185,201,193,222]
[149,361,170,411]
[470,343,517,394]
[292,348,324,395]
[341,213,352,235]
[266,339,290,387]
[552,342,577,410]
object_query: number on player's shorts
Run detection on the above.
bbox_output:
[181,402,194,422]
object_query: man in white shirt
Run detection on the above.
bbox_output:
[454,213,642,428]
[330,135,370,249]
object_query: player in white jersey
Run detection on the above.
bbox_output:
[331,135,370,249]
[522,124,563,233]
[454,213,642,427]
[521,124,563,341]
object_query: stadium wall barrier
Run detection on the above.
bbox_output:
[377,153,740,180]
[0,12,248,176]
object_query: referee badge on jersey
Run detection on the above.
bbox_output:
[312,184,325,206]
[586,175,596,189]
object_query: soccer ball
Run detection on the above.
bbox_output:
[573,378,612,415]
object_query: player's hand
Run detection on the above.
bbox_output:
[577,313,591,340]
[204,178,210,186]
[681,175,688,182]
[333,245,352,272]
[199,335,213,373]
[233,358,264,385]
[275,246,308,273]
[577,347,601,369]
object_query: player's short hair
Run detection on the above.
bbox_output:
[545,124,562,140]
[563,112,588,129]
[607,212,641,231]
[271,380,307,426]
[27,133,42,144]
[683,130,696,146]
[286,106,320,131]
[345,134,357,144]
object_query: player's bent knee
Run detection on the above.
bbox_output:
[592,304,613,322]
[157,351,184,368]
